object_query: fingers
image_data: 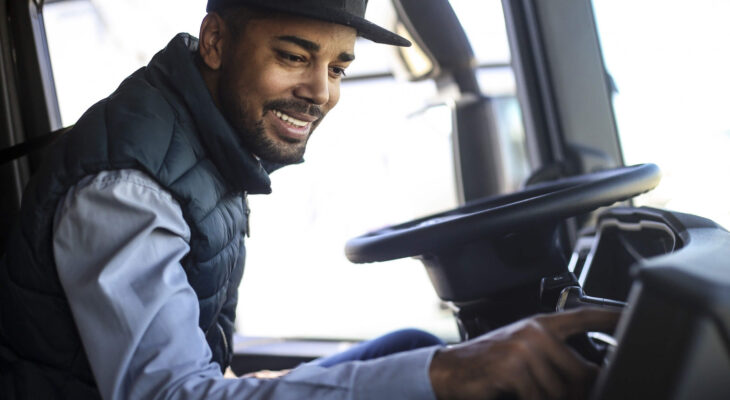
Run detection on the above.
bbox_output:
[525,318,596,373]
[507,359,547,400]
[529,326,599,399]
[531,308,618,399]
[536,307,621,340]
[513,320,596,400]
[429,309,620,400]
[520,342,570,399]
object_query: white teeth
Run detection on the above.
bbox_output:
[274,110,308,127]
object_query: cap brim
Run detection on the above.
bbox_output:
[212,0,411,47]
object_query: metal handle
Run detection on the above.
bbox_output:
[556,286,626,311]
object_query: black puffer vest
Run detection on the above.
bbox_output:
[0,34,273,399]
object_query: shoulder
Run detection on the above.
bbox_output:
[55,169,191,242]
[76,169,177,202]
[106,69,179,136]
[61,69,200,184]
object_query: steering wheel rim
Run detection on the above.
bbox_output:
[345,164,661,263]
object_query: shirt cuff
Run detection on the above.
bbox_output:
[354,345,439,400]
[286,345,440,400]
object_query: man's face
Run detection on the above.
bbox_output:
[218,14,357,164]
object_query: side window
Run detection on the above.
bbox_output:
[593,0,730,229]
[43,1,204,124]
[43,0,526,341]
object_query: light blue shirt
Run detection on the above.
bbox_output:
[52,169,438,400]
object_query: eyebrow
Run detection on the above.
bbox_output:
[338,52,356,62]
[276,35,355,62]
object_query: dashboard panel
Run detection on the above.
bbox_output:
[572,207,730,399]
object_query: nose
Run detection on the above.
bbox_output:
[293,65,330,106]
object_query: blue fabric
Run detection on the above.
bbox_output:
[0,33,270,398]
[51,169,441,400]
[315,329,446,367]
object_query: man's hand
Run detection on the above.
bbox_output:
[241,369,292,380]
[429,308,620,400]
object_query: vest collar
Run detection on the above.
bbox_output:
[145,33,274,195]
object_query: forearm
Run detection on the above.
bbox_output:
[54,169,439,400]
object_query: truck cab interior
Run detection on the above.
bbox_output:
[1,0,729,398]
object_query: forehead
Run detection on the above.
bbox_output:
[238,13,358,54]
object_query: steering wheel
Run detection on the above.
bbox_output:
[346,164,661,264]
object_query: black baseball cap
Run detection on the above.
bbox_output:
[206,0,411,47]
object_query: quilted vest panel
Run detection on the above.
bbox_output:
[0,34,271,399]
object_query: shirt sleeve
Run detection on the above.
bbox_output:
[53,169,438,400]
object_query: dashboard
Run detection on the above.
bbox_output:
[567,207,730,399]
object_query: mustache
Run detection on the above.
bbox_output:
[263,99,324,120]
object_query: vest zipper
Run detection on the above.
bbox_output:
[217,323,229,355]
[244,191,250,237]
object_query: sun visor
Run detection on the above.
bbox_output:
[391,0,475,82]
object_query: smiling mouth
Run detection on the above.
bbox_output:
[273,109,311,128]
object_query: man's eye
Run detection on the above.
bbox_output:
[330,67,347,78]
[278,51,305,63]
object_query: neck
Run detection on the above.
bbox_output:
[194,51,223,110]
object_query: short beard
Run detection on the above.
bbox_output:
[218,87,322,165]
[218,59,324,164]
[245,117,305,164]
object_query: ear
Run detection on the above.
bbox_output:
[198,13,227,70]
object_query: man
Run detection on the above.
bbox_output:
[0,0,618,399]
